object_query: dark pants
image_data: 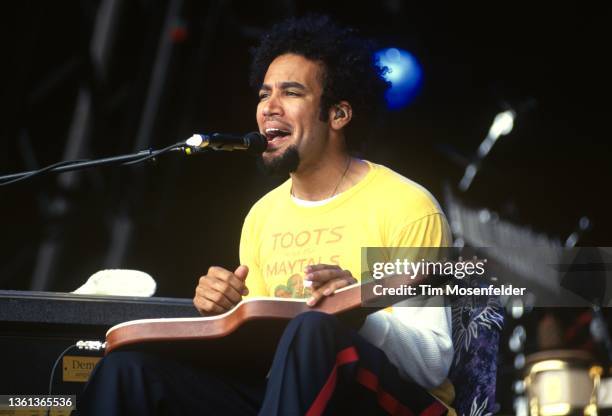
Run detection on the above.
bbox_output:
[78,311,447,415]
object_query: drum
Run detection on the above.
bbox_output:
[524,350,602,416]
[596,369,612,415]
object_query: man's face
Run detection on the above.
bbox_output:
[257,53,329,175]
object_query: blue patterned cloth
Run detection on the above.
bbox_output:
[448,290,504,415]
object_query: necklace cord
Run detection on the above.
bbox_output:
[330,156,352,198]
[289,156,352,199]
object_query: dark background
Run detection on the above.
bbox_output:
[1,1,611,411]
[1,1,609,295]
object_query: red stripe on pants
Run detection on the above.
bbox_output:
[356,368,415,416]
[357,368,447,416]
[306,347,446,416]
[306,347,359,416]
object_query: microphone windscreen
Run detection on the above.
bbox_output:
[245,132,267,154]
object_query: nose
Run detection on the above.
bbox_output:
[261,91,283,118]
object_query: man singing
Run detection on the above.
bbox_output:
[79,15,454,415]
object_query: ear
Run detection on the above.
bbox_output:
[328,101,352,131]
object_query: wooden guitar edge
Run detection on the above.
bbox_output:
[105,282,365,354]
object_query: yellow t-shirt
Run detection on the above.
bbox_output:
[240,161,452,298]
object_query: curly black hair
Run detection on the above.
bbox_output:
[249,15,389,124]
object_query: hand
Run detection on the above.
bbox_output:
[193,265,249,315]
[304,264,357,307]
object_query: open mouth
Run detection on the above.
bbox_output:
[264,128,291,143]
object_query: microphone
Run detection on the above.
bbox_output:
[184,132,267,154]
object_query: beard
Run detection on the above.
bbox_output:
[257,145,300,176]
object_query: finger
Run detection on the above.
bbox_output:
[202,298,225,315]
[193,297,222,315]
[196,285,234,311]
[198,274,242,303]
[207,276,243,304]
[202,286,235,311]
[310,279,330,290]
[306,276,356,307]
[321,277,354,295]
[234,265,249,281]
[206,266,233,279]
[311,274,357,290]
[306,280,339,307]
[306,288,325,307]
[193,292,226,315]
[305,268,350,284]
[207,266,247,295]
[304,264,341,273]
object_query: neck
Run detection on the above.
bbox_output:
[290,152,370,202]
[290,152,350,201]
[289,131,370,201]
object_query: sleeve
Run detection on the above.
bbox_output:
[390,212,453,248]
[239,210,269,298]
[358,212,455,388]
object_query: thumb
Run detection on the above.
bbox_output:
[234,265,249,281]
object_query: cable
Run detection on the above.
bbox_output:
[121,142,186,166]
[47,343,77,416]
[0,159,88,186]
[1,142,188,187]
[46,340,106,416]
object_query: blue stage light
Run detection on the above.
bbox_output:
[375,47,423,110]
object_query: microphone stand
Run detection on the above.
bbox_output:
[0,143,185,186]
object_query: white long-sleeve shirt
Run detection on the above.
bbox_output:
[359,299,453,388]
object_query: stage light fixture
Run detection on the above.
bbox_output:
[375,47,423,110]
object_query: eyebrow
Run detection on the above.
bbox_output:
[260,81,307,91]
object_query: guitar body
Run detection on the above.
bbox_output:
[105,283,370,376]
